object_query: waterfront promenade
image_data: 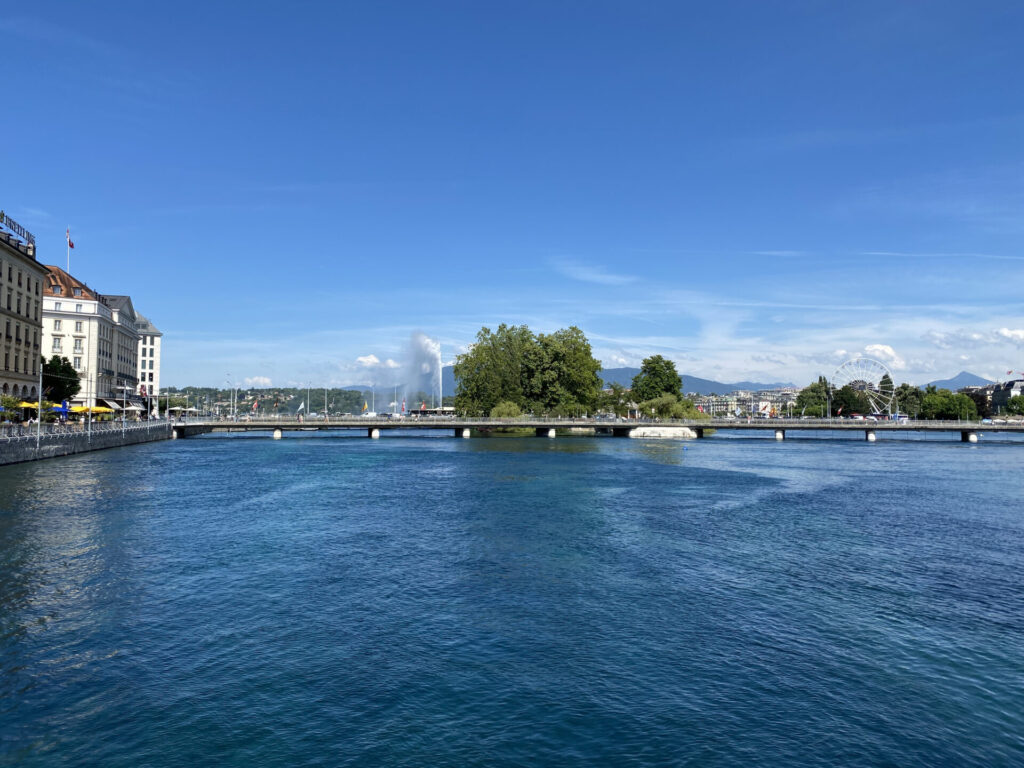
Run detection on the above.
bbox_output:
[0,421,171,466]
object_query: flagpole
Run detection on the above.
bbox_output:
[66,226,70,273]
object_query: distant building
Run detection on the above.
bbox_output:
[991,380,1024,413]
[41,267,145,412]
[135,313,162,401]
[0,230,46,399]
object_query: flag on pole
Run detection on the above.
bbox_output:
[402,399,406,413]
[66,228,74,249]
[362,401,368,412]
[252,399,258,412]
[297,401,304,412]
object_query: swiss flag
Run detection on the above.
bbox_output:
[66,228,74,249]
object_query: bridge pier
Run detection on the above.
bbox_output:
[695,427,705,438]
[865,430,876,442]
[368,428,380,439]
[774,429,785,441]
[961,430,978,443]
[457,428,471,438]
[273,428,283,440]
[536,428,556,438]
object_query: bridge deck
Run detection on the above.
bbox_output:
[172,417,1024,435]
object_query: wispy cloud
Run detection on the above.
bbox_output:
[551,258,638,286]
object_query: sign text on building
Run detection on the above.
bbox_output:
[0,210,36,245]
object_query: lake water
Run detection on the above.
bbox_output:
[2,432,1023,766]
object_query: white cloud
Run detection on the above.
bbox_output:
[863,344,906,370]
[384,358,400,369]
[244,376,271,387]
[997,328,1024,345]
[552,258,638,286]
[356,354,380,367]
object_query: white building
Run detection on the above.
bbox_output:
[0,227,46,399]
[135,313,162,399]
[41,267,145,412]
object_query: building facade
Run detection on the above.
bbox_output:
[135,313,162,399]
[991,380,1024,413]
[41,267,144,411]
[0,230,46,399]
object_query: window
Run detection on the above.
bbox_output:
[75,304,82,313]
[148,372,153,382]
[54,319,62,331]
[73,356,82,369]
[73,339,83,352]
[52,285,61,295]
[52,339,62,351]
[73,287,82,296]
[54,302,62,311]
[75,321,83,332]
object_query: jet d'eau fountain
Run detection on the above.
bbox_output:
[355,332,448,414]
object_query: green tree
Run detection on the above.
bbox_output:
[631,355,682,403]
[454,324,603,416]
[1006,395,1024,416]
[832,384,870,415]
[921,389,977,420]
[599,382,631,417]
[638,393,709,419]
[895,382,923,417]
[962,390,992,418]
[454,324,537,415]
[41,355,81,403]
[490,400,522,418]
[796,376,829,415]
[1,394,22,420]
[533,326,602,414]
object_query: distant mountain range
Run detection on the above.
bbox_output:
[925,371,993,389]
[348,367,997,397]
[598,367,794,394]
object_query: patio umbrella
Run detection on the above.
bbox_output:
[17,401,38,408]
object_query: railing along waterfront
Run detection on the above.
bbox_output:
[0,420,172,442]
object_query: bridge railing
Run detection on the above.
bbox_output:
[170,415,1024,429]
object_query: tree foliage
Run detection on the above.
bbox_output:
[920,389,977,420]
[796,376,829,414]
[599,382,631,417]
[831,384,870,415]
[490,400,522,418]
[630,355,682,403]
[895,383,923,417]
[42,355,81,403]
[453,324,602,416]
[638,393,708,419]
[1006,395,1024,416]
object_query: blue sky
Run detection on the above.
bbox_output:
[3,2,1023,388]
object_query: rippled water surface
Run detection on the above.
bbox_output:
[2,433,1023,766]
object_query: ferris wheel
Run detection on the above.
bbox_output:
[831,357,895,414]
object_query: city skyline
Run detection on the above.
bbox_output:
[4,2,1023,388]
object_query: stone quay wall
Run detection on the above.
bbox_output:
[0,423,172,466]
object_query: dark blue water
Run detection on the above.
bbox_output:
[2,433,1023,766]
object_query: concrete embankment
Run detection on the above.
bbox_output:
[0,423,172,466]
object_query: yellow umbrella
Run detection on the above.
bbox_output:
[17,401,38,408]
[69,405,115,414]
